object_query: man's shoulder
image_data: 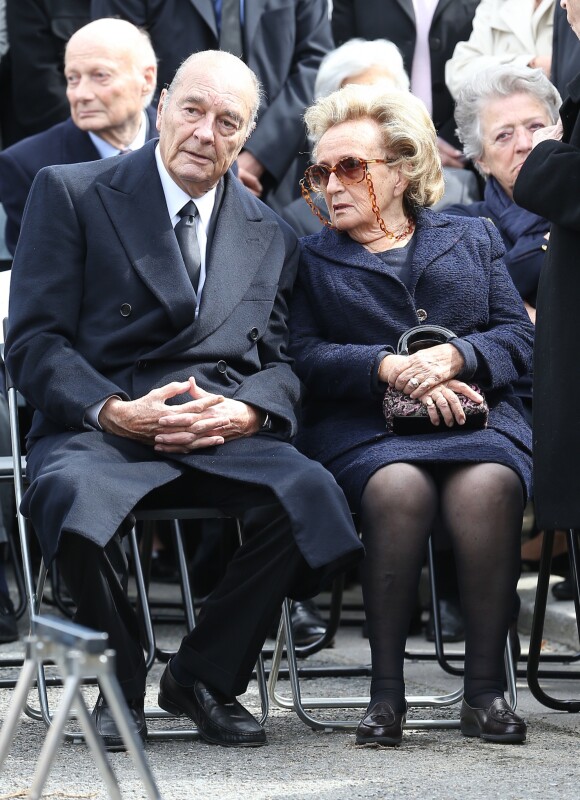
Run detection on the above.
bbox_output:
[0,119,96,175]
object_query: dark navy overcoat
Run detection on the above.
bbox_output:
[514,72,580,528]
[289,208,535,510]
[5,140,362,577]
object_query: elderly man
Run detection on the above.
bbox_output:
[5,50,362,750]
[90,0,333,210]
[0,17,157,254]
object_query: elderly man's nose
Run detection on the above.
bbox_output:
[194,116,215,142]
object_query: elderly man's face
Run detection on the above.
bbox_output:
[156,59,254,198]
[562,0,580,37]
[65,37,155,146]
[477,92,552,200]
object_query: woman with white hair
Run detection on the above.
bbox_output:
[448,65,560,338]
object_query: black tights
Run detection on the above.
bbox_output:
[360,462,523,712]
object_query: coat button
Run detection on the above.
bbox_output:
[249,327,259,341]
[216,360,227,374]
[416,308,428,322]
[120,303,132,317]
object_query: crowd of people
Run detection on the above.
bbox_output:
[0,0,579,751]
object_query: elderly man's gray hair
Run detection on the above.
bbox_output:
[454,65,562,166]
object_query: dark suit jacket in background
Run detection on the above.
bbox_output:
[1,0,90,146]
[551,2,580,98]
[5,140,362,577]
[331,0,480,147]
[0,105,157,255]
[90,0,333,209]
[514,72,580,529]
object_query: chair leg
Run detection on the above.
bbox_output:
[527,529,580,711]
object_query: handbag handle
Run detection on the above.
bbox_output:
[397,324,457,356]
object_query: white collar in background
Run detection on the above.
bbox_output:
[88,110,149,159]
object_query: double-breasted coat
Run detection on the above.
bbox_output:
[514,72,580,528]
[5,140,362,575]
[289,209,534,511]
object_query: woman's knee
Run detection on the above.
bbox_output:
[361,462,438,519]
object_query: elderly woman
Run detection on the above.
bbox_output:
[447,66,560,401]
[281,39,410,238]
[289,85,534,746]
[450,65,560,308]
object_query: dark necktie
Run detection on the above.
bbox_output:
[219,0,243,59]
[174,201,202,294]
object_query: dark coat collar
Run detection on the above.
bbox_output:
[96,139,278,348]
[302,206,465,292]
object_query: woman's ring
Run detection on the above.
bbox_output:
[409,377,420,388]
[425,396,434,406]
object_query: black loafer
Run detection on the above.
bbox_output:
[425,598,465,643]
[0,591,18,644]
[158,664,266,747]
[291,600,329,646]
[552,574,574,601]
[355,700,406,747]
[460,697,526,743]
[93,693,147,752]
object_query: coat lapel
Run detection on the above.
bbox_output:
[96,141,198,332]
[191,174,279,345]
[394,0,415,23]
[304,209,465,293]
[243,0,268,50]
[189,0,218,37]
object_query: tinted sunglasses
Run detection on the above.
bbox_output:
[304,156,391,191]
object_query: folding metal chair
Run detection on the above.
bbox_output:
[267,535,518,732]
[2,346,269,743]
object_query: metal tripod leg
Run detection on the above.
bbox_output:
[0,616,161,800]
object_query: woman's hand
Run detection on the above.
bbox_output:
[380,344,466,397]
[421,380,484,428]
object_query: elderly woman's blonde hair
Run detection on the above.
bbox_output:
[304,85,444,209]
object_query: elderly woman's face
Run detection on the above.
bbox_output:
[315,117,408,241]
[477,92,552,200]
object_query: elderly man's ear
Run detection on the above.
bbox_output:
[142,64,157,100]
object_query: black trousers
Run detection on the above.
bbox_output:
[57,471,314,700]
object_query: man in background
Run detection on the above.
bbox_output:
[0,17,157,254]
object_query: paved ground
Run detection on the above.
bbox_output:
[0,575,579,800]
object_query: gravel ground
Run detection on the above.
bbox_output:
[1,582,580,799]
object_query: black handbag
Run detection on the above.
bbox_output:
[382,325,489,434]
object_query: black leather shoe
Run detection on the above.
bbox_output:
[552,573,574,601]
[460,697,526,743]
[0,591,18,644]
[355,700,406,747]
[92,693,147,752]
[425,598,465,643]
[158,664,266,747]
[291,600,328,646]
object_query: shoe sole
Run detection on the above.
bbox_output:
[158,693,266,747]
[355,737,402,747]
[461,724,526,744]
